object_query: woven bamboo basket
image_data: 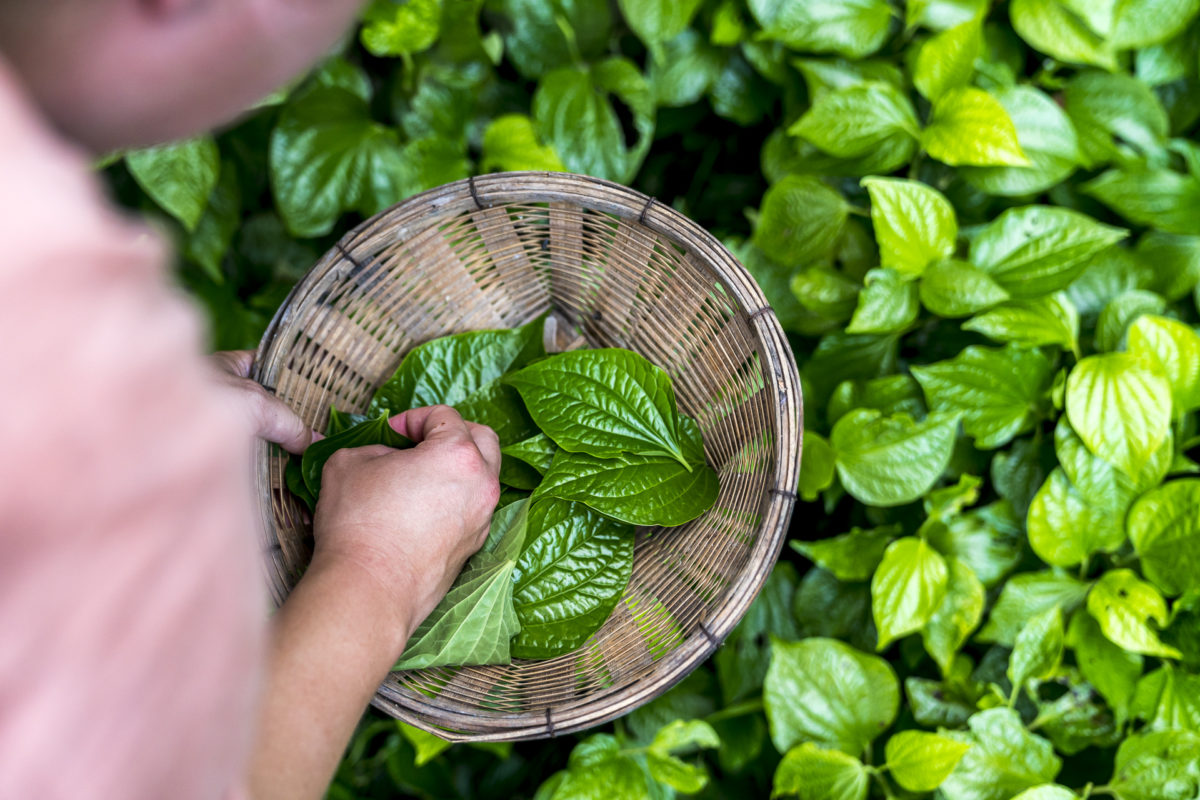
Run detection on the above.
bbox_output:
[251,171,802,741]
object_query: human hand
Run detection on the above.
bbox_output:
[310,405,501,650]
[209,350,313,453]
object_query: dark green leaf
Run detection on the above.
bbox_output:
[752,176,849,267]
[300,413,415,497]
[127,136,220,231]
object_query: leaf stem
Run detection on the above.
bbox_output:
[871,769,898,800]
[1007,682,1021,709]
[705,697,764,724]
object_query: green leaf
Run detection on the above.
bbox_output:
[1067,609,1143,723]
[533,58,654,183]
[912,345,1055,450]
[534,416,718,527]
[645,720,719,792]
[846,269,919,334]
[1138,233,1200,302]
[1051,412,1166,525]
[1010,0,1116,70]
[361,0,441,57]
[907,0,988,30]
[906,676,977,729]
[964,295,1080,353]
[1109,729,1200,800]
[922,87,1030,167]
[510,499,634,659]
[764,637,899,755]
[792,525,899,582]
[831,410,959,507]
[871,537,950,649]
[1009,787,1077,800]
[1128,315,1200,412]
[922,557,986,674]
[793,57,905,97]
[970,206,1129,298]
[374,318,545,445]
[927,500,1024,586]
[773,743,868,800]
[914,18,983,101]
[1095,290,1168,353]
[1082,169,1200,235]
[547,734,652,800]
[753,176,849,267]
[919,259,1011,317]
[798,430,837,501]
[480,114,565,172]
[828,375,926,426]
[1065,352,1173,477]
[648,30,724,107]
[790,84,920,160]
[1109,0,1200,49]
[489,0,611,79]
[183,158,241,283]
[1131,663,1200,732]
[979,571,1091,645]
[618,0,703,51]
[716,564,800,703]
[962,86,1082,197]
[396,722,452,767]
[1127,479,1200,596]
[502,434,558,476]
[1065,71,1169,165]
[860,177,957,277]
[791,267,860,320]
[1009,604,1065,689]
[752,0,894,59]
[300,413,414,498]
[269,87,408,238]
[885,730,971,793]
[1087,569,1183,659]
[506,348,685,462]
[1027,467,1127,567]
[395,500,528,670]
[939,708,1063,800]
[126,136,220,232]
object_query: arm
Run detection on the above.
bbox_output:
[247,405,502,800]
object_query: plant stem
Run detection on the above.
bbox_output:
[871,769,898,800]
[705,698,764,724]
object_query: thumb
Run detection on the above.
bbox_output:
[240,383,313,454]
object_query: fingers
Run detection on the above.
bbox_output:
[241,384,313,454]
[210,349,255,379]
[390,405,471,444]
[466,422,501,475]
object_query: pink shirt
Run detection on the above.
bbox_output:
[0,59,264,799]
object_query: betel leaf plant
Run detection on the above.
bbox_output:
[290,318,718,671]
[105,0,1200,797]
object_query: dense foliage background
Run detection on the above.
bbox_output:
[106,0,1200,798]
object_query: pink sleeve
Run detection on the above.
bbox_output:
[0,61,265,800]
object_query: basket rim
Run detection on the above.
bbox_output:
[252,170,803,742]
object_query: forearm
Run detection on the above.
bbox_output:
[247,557,411,800]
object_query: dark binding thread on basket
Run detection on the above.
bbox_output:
[638,196,658,226]
[747,306,776,322]
[768,487,799,501]
[333,241,368,279]
[544,707,556,737]
[697,621,720,647]
[468,175,487,210]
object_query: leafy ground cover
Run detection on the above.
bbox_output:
[105,0,1200,798]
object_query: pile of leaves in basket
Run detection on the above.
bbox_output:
[106,0,1200,798]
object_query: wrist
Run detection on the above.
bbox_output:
[302,549,415,659]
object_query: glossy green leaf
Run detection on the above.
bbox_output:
[510,499,634,658]
[1009,604,1065,690]
[964,295,1080,353]
[127,136,220,232]
[927,500,1024,586]
[1056,417,1171,516]
[1065,71,1170,165]
[1065,353,1173,478]
[773,743,868,800]
[846,269,919,334]
[490,0,611,79]
[790,84,920,159]
[979,571,1091,645]
[1087,569,1183,659]
[915,19,982,102]
[939,708,1063,800]
[764,637,899,755]
[1067,609,1143,723]
[300,413,415,497]
[860,177,957,277]
[970,206,1129,298]
[752,0,894,59]
[885,730,971,792]
[1128,315,1200,412]
[1010,0,1117,70]
[792,525,898,583]
[534,416,718,527]
[923,557,986,674]
[1137,233,1200,302]
[1082,169,1200,235]
[619,0,703,51]
[919,258,1011,317]
[269,87,408,238]
[832,410,959,507]
[923,87,1030,167]
[648,30,724,107]
[963,86,1081,196]
[1131,663,1200,732]
[1027,468,1126,567]
[394,500,528,670]
[790,266,860,320]
[912,345,1054,450]
[374,318,544,445]
[716,564,800,704]
[1109,729,1200,800]
[753,176,849,267]
[645,719,719,792]
[1095,290,1168,353]
[480,114,565,172]
[798,430,837,501]
[1127,479,1200,596]
[502,434,558,476]
[872,537,950,649]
